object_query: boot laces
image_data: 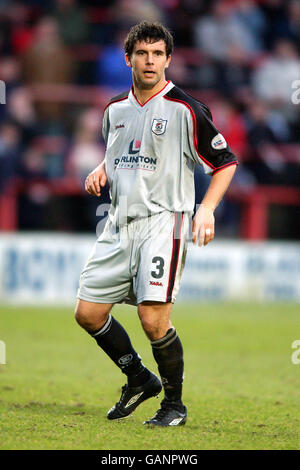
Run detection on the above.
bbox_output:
[119,384,128,402]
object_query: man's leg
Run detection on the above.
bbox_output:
[138,301,187,427]
[75,299,148,383]
[75,299,162,419]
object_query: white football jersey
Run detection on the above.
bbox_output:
[102,81,238,227]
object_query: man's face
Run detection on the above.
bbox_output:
[125,39,171,90]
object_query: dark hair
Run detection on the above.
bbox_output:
[124,21,174,58]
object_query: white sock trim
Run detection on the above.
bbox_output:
[91,314,112,337]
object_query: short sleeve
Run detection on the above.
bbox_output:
[187,101,238,175]
[102,107,110,145]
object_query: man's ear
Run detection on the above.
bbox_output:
[125,53,132,68]
[165,55,172,69]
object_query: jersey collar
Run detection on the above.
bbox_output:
[129,81,174,109]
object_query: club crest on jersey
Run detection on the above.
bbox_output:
[211,133,227,150]
[151,118,167,135]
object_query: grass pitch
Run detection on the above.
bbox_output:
[0,302,299,450]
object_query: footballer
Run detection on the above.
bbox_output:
[75,21,238,427]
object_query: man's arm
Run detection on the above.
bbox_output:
[192,164,236,246]
[85,159,107,197]
[85,104,110,197]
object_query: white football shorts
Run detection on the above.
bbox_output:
[77,210,189,305]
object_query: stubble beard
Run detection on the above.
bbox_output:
[133,71,161,91]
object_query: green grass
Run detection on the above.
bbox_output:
[0,303,300,450]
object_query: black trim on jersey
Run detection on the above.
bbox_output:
[164,86,238,173]
[105,90,130,111]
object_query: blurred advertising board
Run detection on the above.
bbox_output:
[0,234,299,304]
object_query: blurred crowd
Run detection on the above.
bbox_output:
[0,0,299,233]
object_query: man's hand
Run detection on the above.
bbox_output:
[85,161,107,197]
[192,204,215,246]
[192,165,237,246]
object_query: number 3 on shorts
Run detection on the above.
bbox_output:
[151,256,164,279]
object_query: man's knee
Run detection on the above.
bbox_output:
[140,318,165,340]
[138,301,172,341]
[74,300,112,332]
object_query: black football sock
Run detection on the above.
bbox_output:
[89,315,150,387]
[151,328,184,404]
